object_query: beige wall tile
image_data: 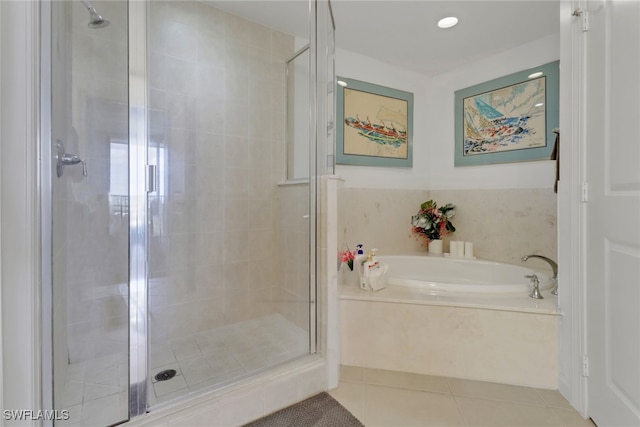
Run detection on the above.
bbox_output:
[339,187,557,269]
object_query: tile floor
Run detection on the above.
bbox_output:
[58,313,308,426]
[329,366,596,427]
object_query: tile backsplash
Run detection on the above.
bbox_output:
[338,187,557,269]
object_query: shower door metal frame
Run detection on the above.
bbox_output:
[128,0,149,418]
[308,0,336,356]
[40,0,54,421]
[309,0,319,357]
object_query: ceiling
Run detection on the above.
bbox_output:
[209,0,560,77]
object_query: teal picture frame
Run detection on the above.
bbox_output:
[337,77,413,167]
[454,60,559,166]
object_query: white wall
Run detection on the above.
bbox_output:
[336,33,560,191]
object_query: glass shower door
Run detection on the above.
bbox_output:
[49,1,130,425]
[145,1,313,405]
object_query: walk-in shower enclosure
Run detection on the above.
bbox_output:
[43,1,334,424]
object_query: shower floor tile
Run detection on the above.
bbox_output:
[150,313,308,405]
[59,313,308,424]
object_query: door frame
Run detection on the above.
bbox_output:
[0,0,43,423]
[554,0,640,420]
[557,0,589,418]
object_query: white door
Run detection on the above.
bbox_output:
[585,1,640,426]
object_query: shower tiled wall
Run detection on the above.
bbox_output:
[146,1,296,345]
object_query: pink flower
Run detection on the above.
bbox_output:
[340,249,356,270]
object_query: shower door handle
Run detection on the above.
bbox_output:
[147,164,157,193]
[56,139,87,177]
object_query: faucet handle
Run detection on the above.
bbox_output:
[525,274,543,299]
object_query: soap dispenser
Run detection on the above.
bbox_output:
[367,249,388,291]
[354,244,367,288]
[364,249,380,270]
[361,249,380,291]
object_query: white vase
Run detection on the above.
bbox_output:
[340,264,358,287]
[428,239,443,254]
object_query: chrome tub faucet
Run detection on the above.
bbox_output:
[521,254,558,296]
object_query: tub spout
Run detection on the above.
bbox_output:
[521,254,558,296]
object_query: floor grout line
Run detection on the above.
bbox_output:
[451,394,471,427]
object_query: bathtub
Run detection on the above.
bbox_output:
[339,254,559,389]
[378,254,554,294]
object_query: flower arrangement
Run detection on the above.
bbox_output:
[340,248,356,271]
[411,200,456,242]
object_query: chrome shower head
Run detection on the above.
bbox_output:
[81,0,110,29]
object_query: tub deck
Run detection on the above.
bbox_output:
[341,282,559,315]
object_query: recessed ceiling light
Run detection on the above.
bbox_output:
[337,80,348,87]
[528,71,544,79]
[437,16,458,29]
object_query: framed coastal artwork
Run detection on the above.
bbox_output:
[336,77,413,167]
[454,60,559,166]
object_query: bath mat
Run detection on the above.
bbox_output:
[243,392,363,427]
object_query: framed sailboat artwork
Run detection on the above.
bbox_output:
[454,60,559,166]
[336,77,413,167]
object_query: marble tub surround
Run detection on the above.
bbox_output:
[340,287,559,389]
[338,188,431,254]
[429,188,557,267]
[338,187,556,269]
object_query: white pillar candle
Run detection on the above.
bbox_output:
[449,241,459,256]
[429,239,443,254]
[464,241,474,258]
[456,241,465,257]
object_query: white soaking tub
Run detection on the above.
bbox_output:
[378,254,554,294]
[339,254,559,389]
